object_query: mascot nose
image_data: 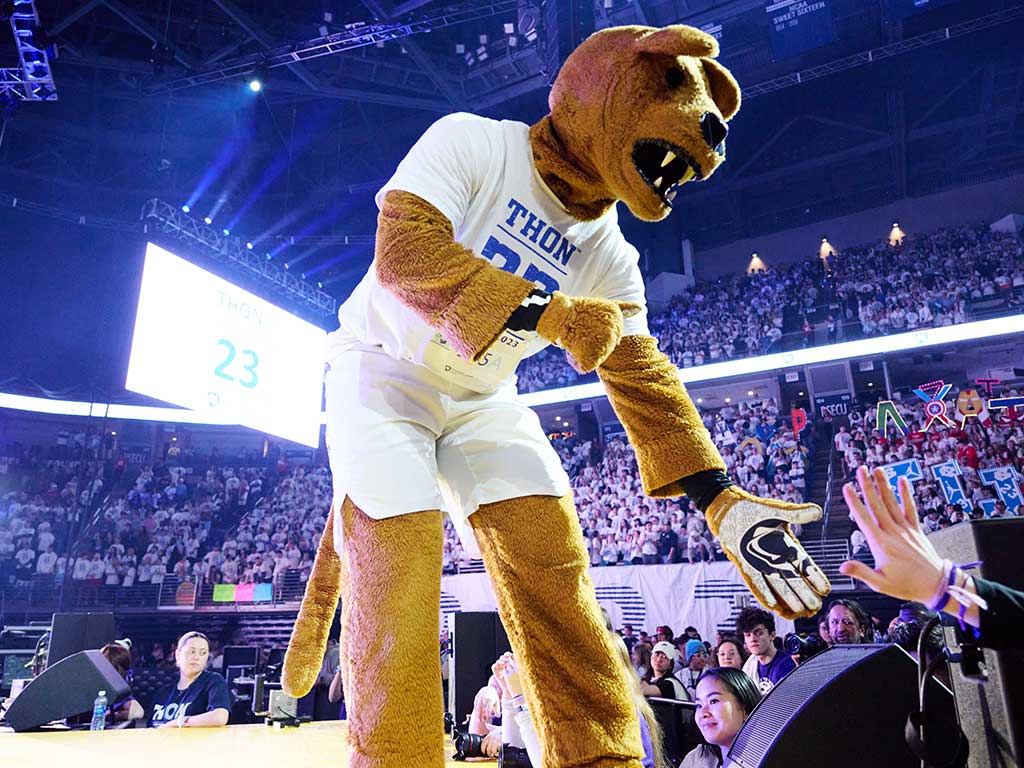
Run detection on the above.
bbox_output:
[700,112,728,154]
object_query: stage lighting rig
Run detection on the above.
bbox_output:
[0,0,58,102]
[141,198,336,321]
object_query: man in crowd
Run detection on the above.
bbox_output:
[737,606,796,694]
[680,639,708,699]
[641,641,689,700]
[827,598,872,644]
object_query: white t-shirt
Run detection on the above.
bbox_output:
[331,112,649,393]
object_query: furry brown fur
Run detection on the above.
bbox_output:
[283,21,824,768]
[470,494,644,767]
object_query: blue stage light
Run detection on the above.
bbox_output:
[181,204,191,213]
[248,77,262,93]
[245,242,254,250]
[265,252,272,260]
[317,281,323,289]
[203,216,213,225]
[284,262,290,270]
[222,228,230,236]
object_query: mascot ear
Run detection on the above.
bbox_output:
[634,25,719,59]
[701,57,741,121]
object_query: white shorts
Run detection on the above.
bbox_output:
[324,345,571,557]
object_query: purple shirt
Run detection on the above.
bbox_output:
[755,651,796,693]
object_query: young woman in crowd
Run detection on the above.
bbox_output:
[712,636,747,670]
[680,667,761,768]
[147,631,230,728]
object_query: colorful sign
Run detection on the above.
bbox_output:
[931,459,967,506]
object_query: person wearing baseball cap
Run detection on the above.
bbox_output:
[681,639,709,699]
[640,641,689,700]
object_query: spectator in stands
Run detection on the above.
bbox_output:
[680,639,709,699]
[147,631,229,728]
[818,615,833,647]
[632,641,653,683]
[827,598,872,645]
[656,626,674,644]
[658,521,679,564]
[680,667,762,768]
[713,636,747,670]
[641,641,689,700]
[621,624,638,654]
[736,607,796,694]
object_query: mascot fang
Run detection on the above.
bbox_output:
[283,24,830,768]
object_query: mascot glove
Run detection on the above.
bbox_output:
[536,291,642,373]
[706,486,831,618]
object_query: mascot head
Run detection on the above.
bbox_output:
[546,25,741,222]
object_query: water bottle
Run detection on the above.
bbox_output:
[90,690,108,731]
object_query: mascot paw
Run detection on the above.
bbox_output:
[706,486,831,618]
[536,291,641,373]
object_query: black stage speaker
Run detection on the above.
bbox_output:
[6,649,131,732]
[448,612,511,725]
[727,644,959,768]
[930,518,1024,768]
[47,612,116,667]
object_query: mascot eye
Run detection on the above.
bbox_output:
[665,67,687,90]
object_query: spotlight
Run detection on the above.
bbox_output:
[747,390,754,396]
[696,397,703,404]
[265,252,272,260]
[284,262,290,270]
[798,391,805,396]
[222,228,231,236]
[317,281,323,289]
[248,76,263,93]
[245,242,254,250]
[203,216,213,225]
[181,204,191,213]
[301,272,307,280]
[724,397,731,403]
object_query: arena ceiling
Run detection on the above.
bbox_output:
[0,0,1023,291]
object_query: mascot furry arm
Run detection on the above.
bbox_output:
[284,23,829,698]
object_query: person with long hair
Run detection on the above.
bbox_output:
[632,641,653,682]
[712,636,747,670]
[681,667,762,767]
[147,631,230,728]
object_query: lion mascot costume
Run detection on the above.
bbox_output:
[282,24,831,767]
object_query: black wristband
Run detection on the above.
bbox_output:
[678,469,734,512]
[507,289,552,332]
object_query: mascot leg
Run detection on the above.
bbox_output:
[471,494,644,768]
[339,497,446,768]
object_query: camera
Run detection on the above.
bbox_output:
[499,744,533,768]
[783,632,827,661]
[452,728,484,760]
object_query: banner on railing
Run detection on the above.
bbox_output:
[212,583,273,603]
[441,560,794,643]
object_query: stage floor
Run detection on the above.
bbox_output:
[3,721,487,767]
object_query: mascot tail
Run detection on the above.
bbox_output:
[281,508,342,697]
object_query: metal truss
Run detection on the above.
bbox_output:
[141,198,337,320]
[153,0,518,93]
[742,5,1024,99]
[0,0,58,101]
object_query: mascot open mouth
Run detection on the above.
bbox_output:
[632,139,702,205]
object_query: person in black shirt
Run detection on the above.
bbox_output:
[842,466,1024,650]
[147,631,230,728]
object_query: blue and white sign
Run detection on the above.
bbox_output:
[978,465,1024,514]
[126,243,326,448]
[766,0,835,60]
[931,459,967,506]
